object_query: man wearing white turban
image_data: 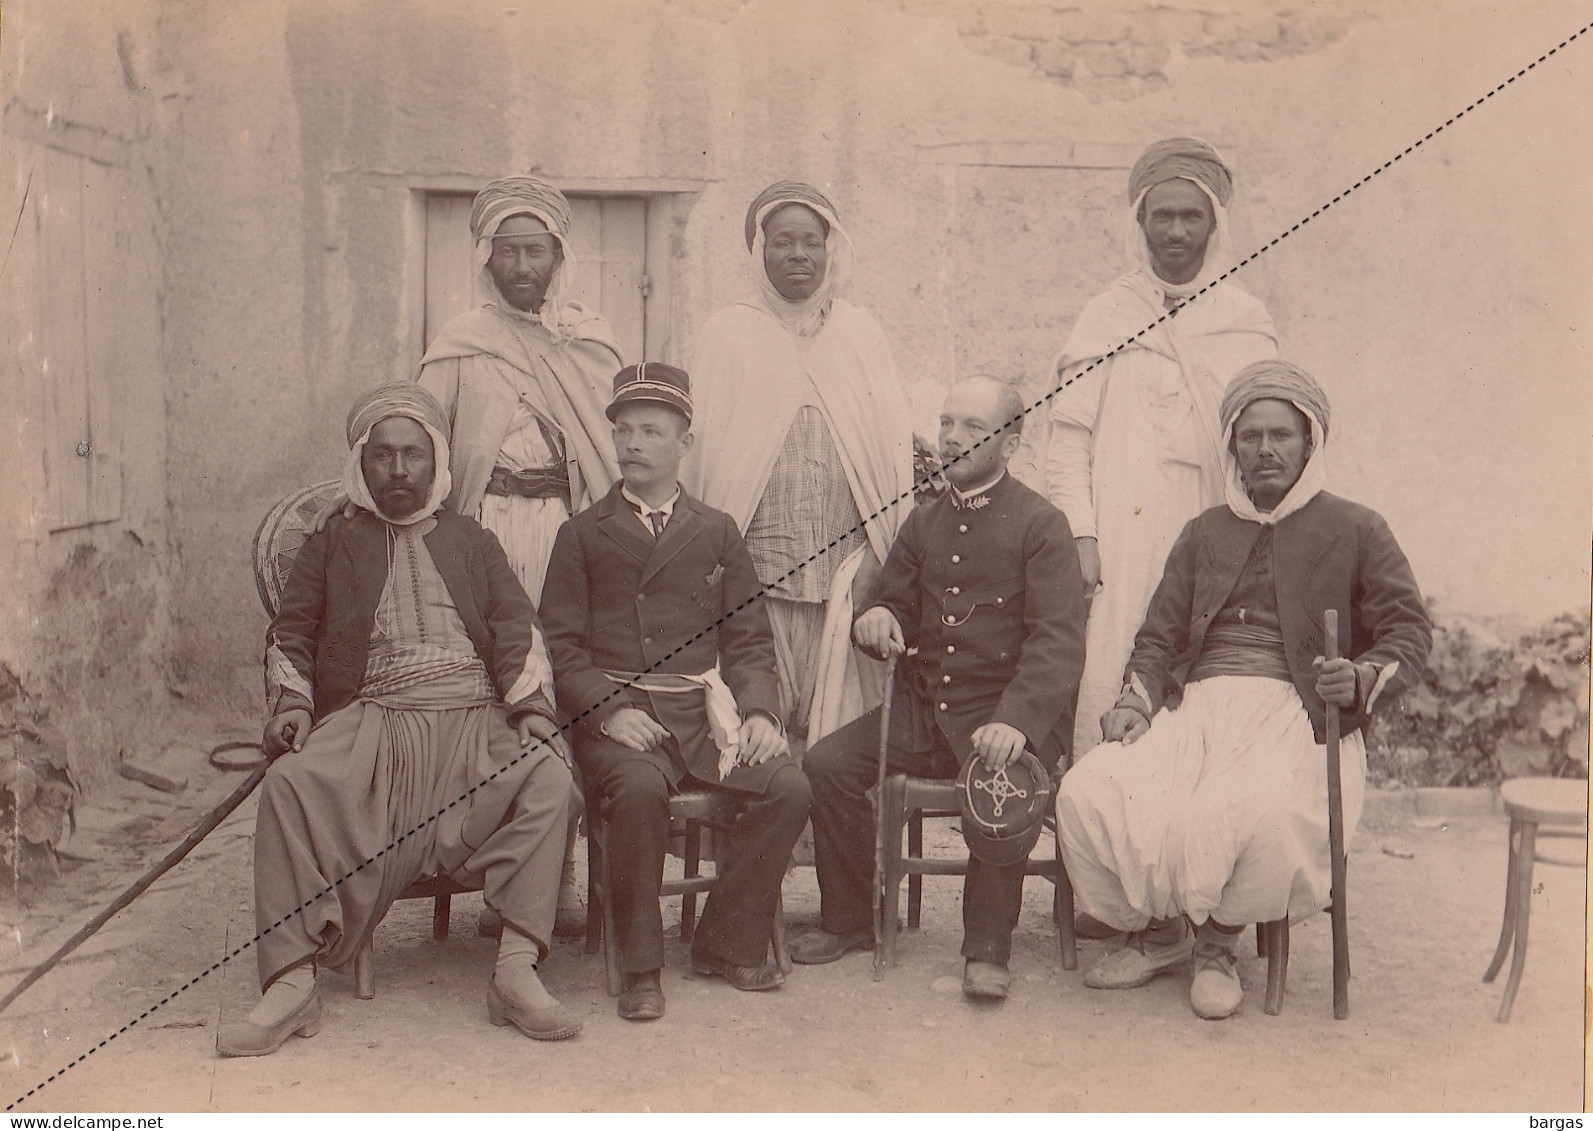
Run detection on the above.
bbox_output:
[685,182,916,744]
[220,384,581,1056]
[417,175,623,934]
[1054,361,1431,1020]
[1046,138,1280,758]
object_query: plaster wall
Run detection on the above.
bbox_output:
[1,0,174,791]
[5,0,1589,758]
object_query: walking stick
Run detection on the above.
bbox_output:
[872,652,899,982]
[0,758,269,1015]
[1323,608,1351,1020]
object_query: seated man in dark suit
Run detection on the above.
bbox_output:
[792,376,1088,1002]
[540,363,812,1022]
[1056,360,1431,1020]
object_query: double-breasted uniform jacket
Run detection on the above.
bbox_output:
[1127,491,1432,742]
[268,509,551,724]
[867,472,1088,770]
[539,484,790,792]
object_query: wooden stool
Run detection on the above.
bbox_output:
[585,788,791,996]
[878,773,1076,973]
[1483,777,1588,1022]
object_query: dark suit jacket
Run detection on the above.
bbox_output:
[867,473,1087,769]
[540,485,786,791]
[1127,491,1432,742]
[268,509,551,723]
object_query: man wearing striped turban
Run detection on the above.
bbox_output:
[220,384,582,1055]
[685,181,916,746]
[1046,138,1280,760]
[418,175,623,935]
[1055,361,1430,1020]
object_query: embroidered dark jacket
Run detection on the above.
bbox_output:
[1127,491,1432,742]
[268,509,549,724]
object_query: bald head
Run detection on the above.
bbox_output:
[939,376,1025,491]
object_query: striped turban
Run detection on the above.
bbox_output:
[1220,359,1331,438]
[1128,137,1234,208]
[742,180,854,338]
[471,175,573,243]
[342,382,453,524]
[743,180,838,250]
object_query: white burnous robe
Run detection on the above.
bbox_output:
[686,185,914,742]
[1047,270,1276,755]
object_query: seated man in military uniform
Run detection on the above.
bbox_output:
[792,376,1087,1000]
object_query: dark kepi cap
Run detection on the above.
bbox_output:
[606,362,693,424]
[957,751,1053,867]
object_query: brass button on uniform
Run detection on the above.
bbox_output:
[951,554,961,564]
[942,674,952,684]
[946,645,955,654]
[949,586,961,595]
[938,701,948,711]
[958,524,968,533]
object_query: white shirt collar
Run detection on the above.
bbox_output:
[620,483,681,531]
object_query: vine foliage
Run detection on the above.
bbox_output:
[1366,610,1590,788]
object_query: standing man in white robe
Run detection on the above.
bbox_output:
[417,175,623,937]
[686,181,915,745]
[1046,138,1278,758]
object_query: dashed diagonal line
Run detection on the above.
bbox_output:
[9,19,1588,1109]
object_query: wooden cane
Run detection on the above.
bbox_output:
[0,760,269,1015]
[872,652,899,982]
[1323,608,1351,1020]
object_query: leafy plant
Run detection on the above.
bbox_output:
[1,665,75,885]
[1366,610,1590,788]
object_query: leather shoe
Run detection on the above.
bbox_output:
[487,975,583,1040]
[216,988,322,1057]
[691,950,785,991]
[788,927,873,965]
[617,969,665,1021]
[962,960,1012,1001]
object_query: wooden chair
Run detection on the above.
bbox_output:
[254,482,485,1002]
[876,773,1077,973]
[584,788,791,996]
[1483,777,1588,1022]
[1253,875,1346,1017]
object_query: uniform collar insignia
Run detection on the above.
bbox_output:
[959,493,991,510]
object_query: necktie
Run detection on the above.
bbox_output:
[648,510,665,538]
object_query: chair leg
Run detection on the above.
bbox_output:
[1263,919,1289,1015]
[585,815,604,956]
[601,833,623,998]
[907,811,924,930]
[1483,816,1523,983]
[1496,820,1538,1022]
[354,936,375,1000]
[1256,923,1267,958]
[1055,838,1077,971]
[432,893,451,941]
[680,822,701,944]
[772,889,791,975]
[881,776,906,971]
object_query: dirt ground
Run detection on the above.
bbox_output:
[2,738,1586,1114]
